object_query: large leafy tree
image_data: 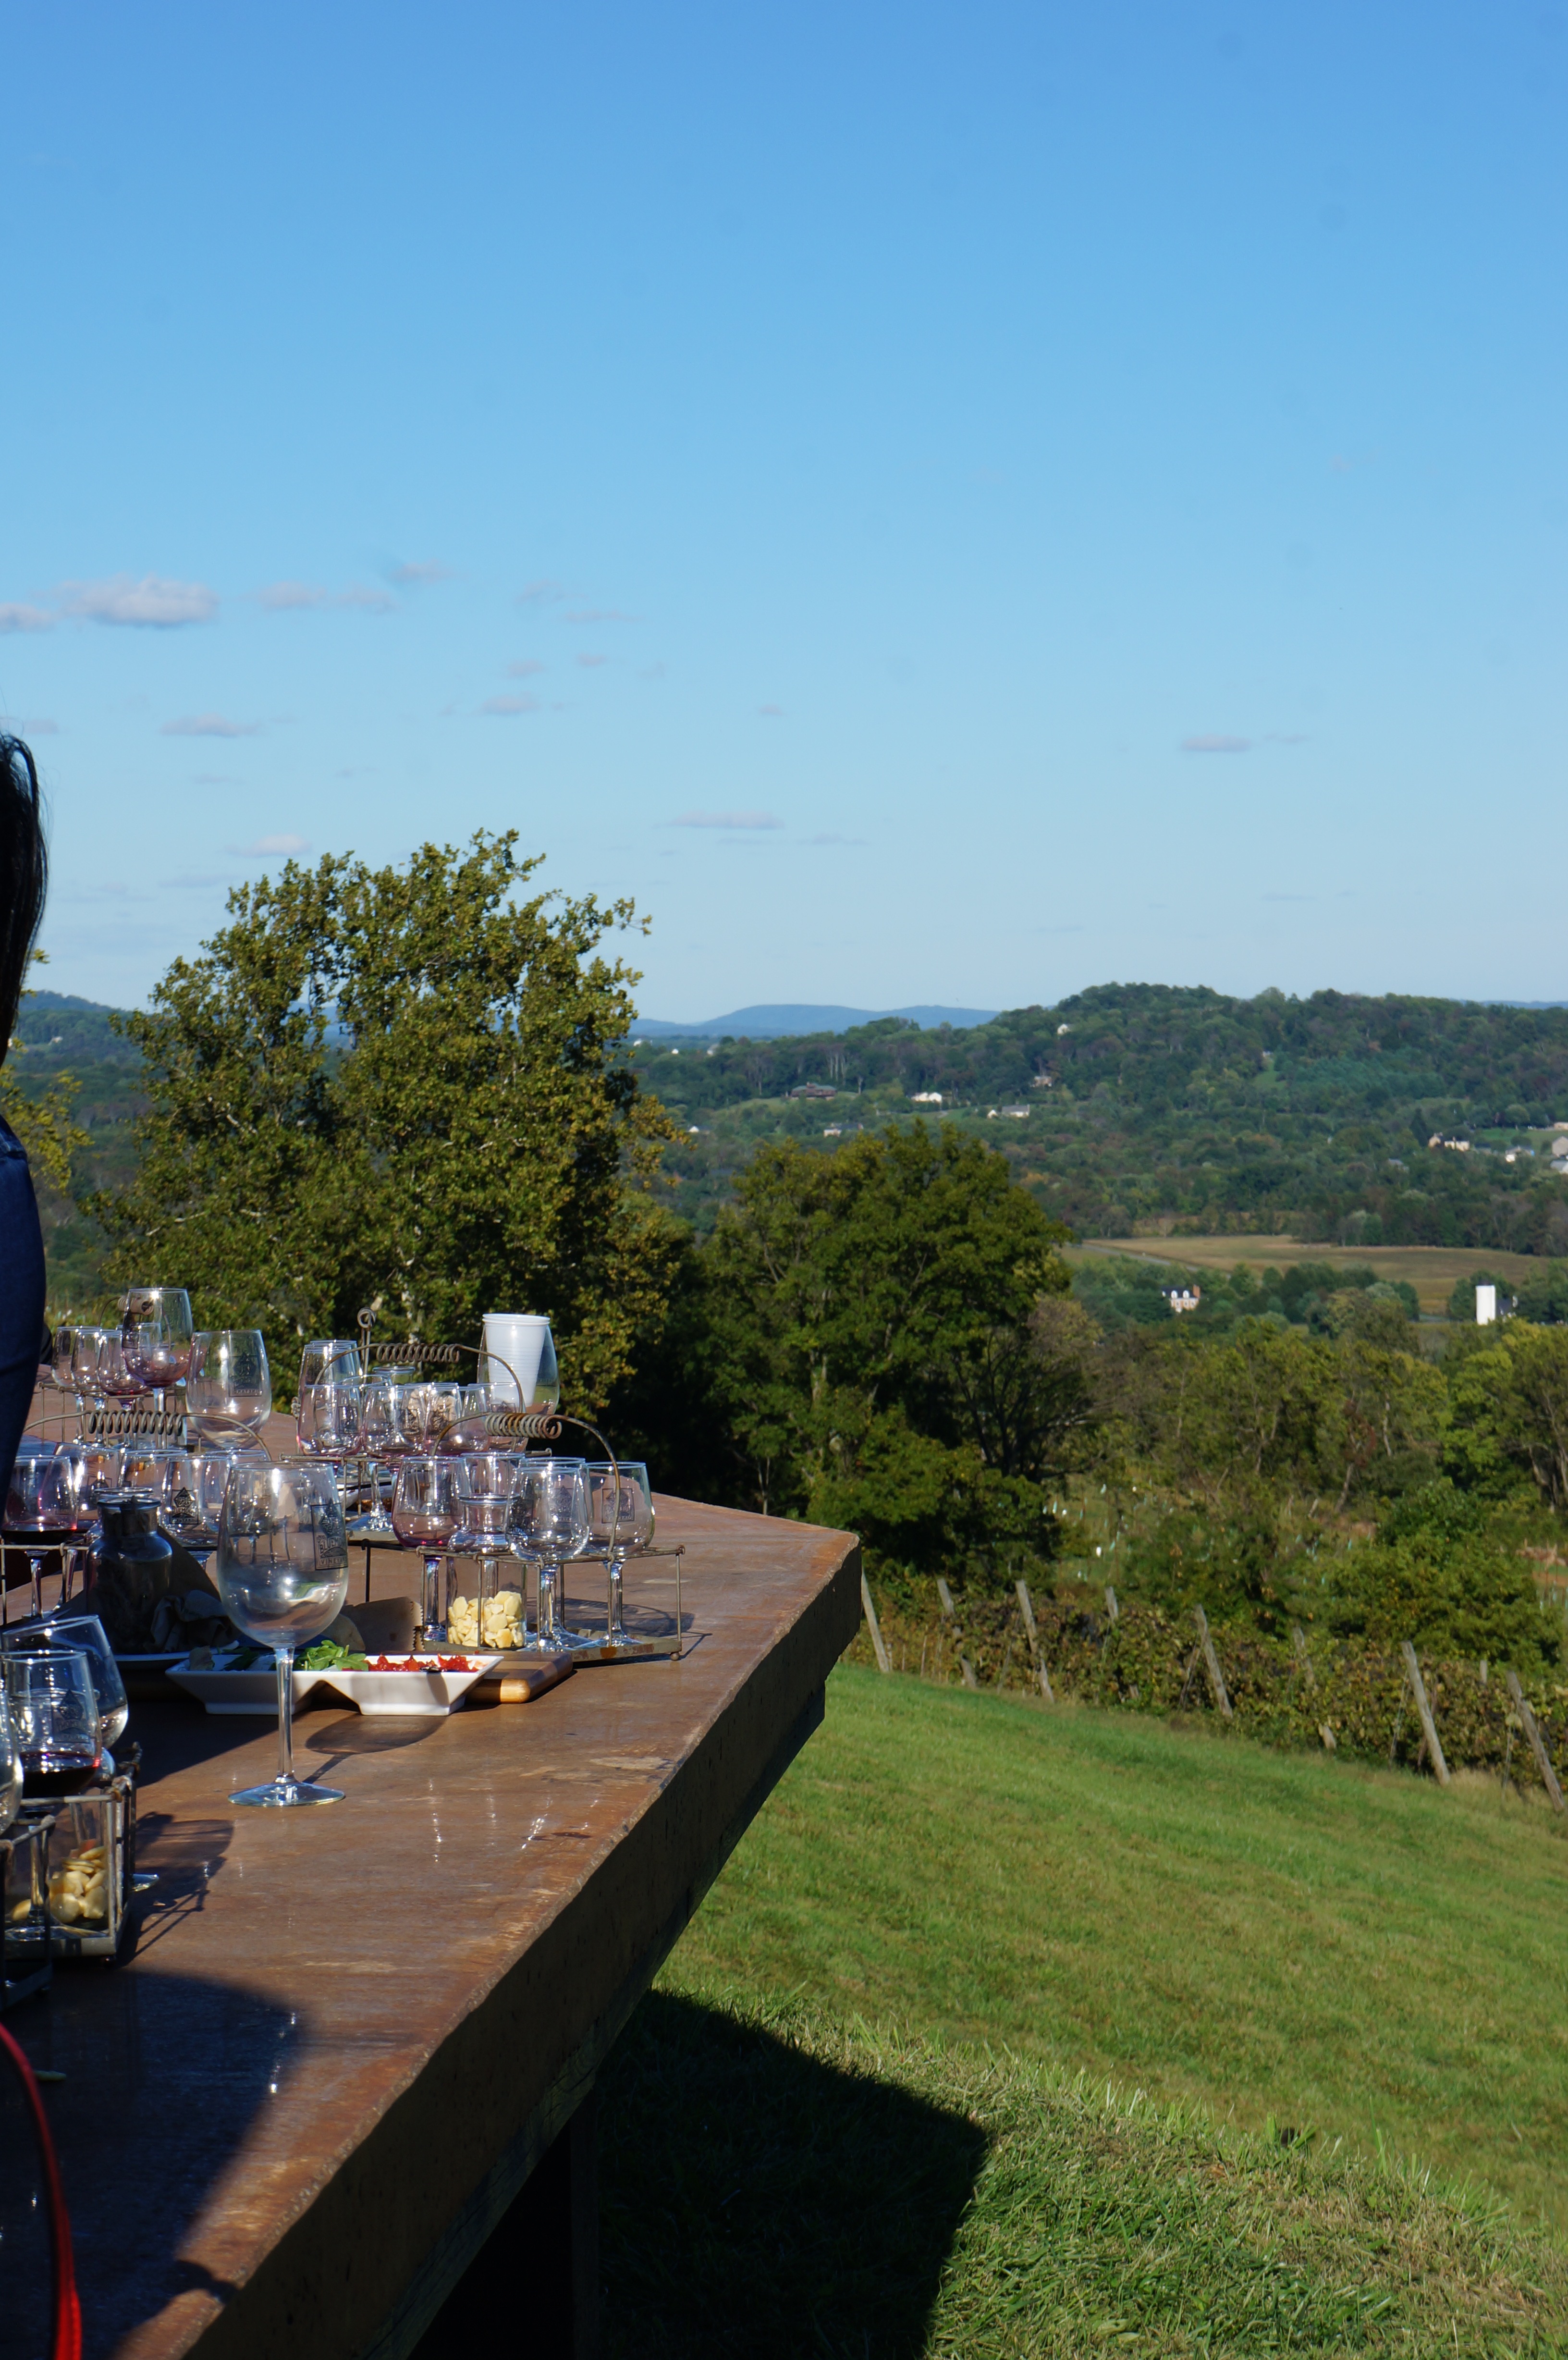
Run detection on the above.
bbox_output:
[620,1125,1091,1584]
[94,834,679,1409]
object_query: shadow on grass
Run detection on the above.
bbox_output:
[599,1992,986,2360]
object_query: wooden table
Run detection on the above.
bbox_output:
[6,1496,860,2360]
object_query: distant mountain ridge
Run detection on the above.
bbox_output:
[635,1002,999,1039]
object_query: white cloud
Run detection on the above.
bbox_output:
[759,703,784,717]
[387,559,453,585]
[507,659,545,677]
[516,579,565,604]
[9,717,58,737]
[670,811,783,830]
[238,833,310,856]
[480,695,539,716]
[0,603,54,633]
[256,580,395,614]
[257,580,327,611]
[566,607,634,623]
[805,831,866,846]
[161,713,260,738]
[61,574,218,627]
[1180,734,1251,754]
[575,652,608,668]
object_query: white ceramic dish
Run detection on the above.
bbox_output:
[310,1657,500,1716]
[167,1655,326,1715]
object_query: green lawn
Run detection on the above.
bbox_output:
[598,1668,1568,2356]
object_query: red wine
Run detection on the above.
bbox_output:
[22,1750,102,1797]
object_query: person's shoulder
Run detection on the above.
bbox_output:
[0,1114,30,1161]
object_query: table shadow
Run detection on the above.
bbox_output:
[598,1991,987,2360]
[2,1967,298,2360]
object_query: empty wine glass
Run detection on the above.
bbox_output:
[214,1463,348,1808]
[297,1339,362,1400]
[513,1458,589,1653]
[391,1457,461,1641]
[414,1381,465,1447]
[295,1378,363,1461]
[121,1288,194,1394]
[2,1616,129,1753]
[0,1688,19,1831]
[3,1652,101,1797]
[188,1330,272,1438]
[584,1462,655,1643]
[50,1323,80,1395]
[68,1325,109,1411]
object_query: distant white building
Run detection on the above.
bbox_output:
[1166,1284,1202,1315]
[911,1091,943,1103]
[1477,1284,1497,1324]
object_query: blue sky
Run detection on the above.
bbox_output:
[3,0,1564,1018]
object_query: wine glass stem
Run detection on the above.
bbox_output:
[422,1555,444,1639]
[28,1553,41,1618]
[275,1647,296,1796]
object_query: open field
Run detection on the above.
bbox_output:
[1071,1236,1548,1314]
[599,1670,1568,2355]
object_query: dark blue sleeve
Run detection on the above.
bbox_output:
[0,1118,47,1487]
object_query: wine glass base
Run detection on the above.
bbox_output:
[345,1511,397,1537]
[230,1778,345,1808]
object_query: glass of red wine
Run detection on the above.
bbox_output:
[121,1288,195,1400]
[392,1457,461,1641]
[2,1651,102,1797]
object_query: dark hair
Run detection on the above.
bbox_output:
[0,736,47,1061]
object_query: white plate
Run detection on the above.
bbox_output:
[310,1657,501,1716]
[167,1655,326,1715]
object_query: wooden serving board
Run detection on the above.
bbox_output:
[464,1651,576,1706]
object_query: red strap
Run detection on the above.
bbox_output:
[0,2018,81,2360]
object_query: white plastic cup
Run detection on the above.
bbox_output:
[481,1314,557,1408]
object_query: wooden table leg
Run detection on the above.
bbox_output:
[409,2090,600,2359]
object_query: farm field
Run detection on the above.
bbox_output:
[598,1669,1568,2355]
[1072,1235,1547,1314]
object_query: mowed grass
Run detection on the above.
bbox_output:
[664,1670,1568,2220]
[1072,1237,1544,1314]
[599,1672,1568,2355]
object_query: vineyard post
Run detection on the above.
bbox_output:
[936,1578,980,1691]
[1399,1642,1451,1788]
[1015,1578,1055,1703]
[860,1573,892,1675]
[1505,1669,1565,1814]
[1193,1604,1233,1721]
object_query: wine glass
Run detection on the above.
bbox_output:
[0,1687,20,1831]
[512,1458,589,1654]
[415,1381,465,1447]
[1,1616,129,1754]
[391,1457,461,1641]
[214,1463,348,1808]
[3,1652,101,1797]
[71,1325,110,1408]
[188,1330,272,1438]
[584,1461,655,1644]
[33,1444,97,1607]
[5,1441,60,1621]
[447,1454,526,1649]
[297,1339,362,1401]
[95,1329,149,1401]
[295,1379,363,1460]
[121,1288,194,1395]
[50,1322,80,1395]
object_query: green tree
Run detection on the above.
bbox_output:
[1323,1482,1558,1669]
[646,1125,1086,1584]
[0,952,89,1197]
[93,834,679,1410]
